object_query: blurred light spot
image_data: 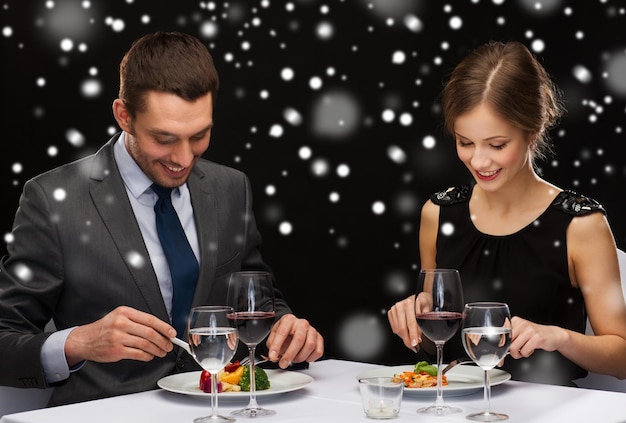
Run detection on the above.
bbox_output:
[392,50,406,64]
[311,90,360,139]
[36,77,46,87]
[309,76,323,90]
[269,124,283,138]
[492,278,503,290]
[81,78,102,98]
[141,14,150,24]
[316,21,334,40]
[126,251,146,269]
[3,26,13,37]
[11,163,23,174]
[241,41,250,51]
[53,188,67,202]
[311,158,330,176]
[60,38,73,51]
[329,192,340,203]
[265,185,276,196]
[48,146,58,157]
[422,135,436,149]
[382,109,395,122]
[336,312,386,361]
[387,145,407,164]
[336,164,350,177]
[394,191,418,216]
[441,222,454,236]
[384,269,411,295]
[279,221,293,235]
[531,39,545,53]
[573,65,592,83]
[298,146,312,160]
[281,67,294,81]
[518,0,564,13]
[372,201,386,215]
[66,128,85,147]
[4,233,15,244]
[14,263,34,281]
[284,108,302,126]
[200,21,219,38]
[110,18,125,32]
[449,16,462,30]
[260,90,269,99]
[604,50,626,97]
[404,15,423,32]
[399,113,413,126]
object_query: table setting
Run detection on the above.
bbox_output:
[2,269,626,422]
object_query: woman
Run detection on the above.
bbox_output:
[388,41,626,386]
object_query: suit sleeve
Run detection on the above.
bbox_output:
[0,178,64,388]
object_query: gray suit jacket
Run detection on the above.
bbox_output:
[0,134,291,406]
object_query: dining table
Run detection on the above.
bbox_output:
[1,358,625,423]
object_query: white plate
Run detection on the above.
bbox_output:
[158,370,313,398]
[356,364,511,397]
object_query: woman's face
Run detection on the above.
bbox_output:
[454,103,534,192]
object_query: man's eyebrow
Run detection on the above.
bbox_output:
[147,123,213,138]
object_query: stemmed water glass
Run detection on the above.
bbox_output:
[462,302,512,421]
[188,306,239,423]
[227,271,277,417]
[415,269,465,415]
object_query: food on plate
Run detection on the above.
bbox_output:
[392,361,448,388]
[198,361,270,393]
[239,364,271,391]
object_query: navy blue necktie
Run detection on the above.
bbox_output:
[152,184,199,339]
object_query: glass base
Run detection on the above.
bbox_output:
[194,414,237,422]
[417,404,463,415]
[466,411,509,421]
[230,407,276,418]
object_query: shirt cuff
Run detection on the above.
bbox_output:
[41,327,83,384]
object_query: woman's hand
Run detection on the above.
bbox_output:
[388,295,422,352]
[509,316,568,359]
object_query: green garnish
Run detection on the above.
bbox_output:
[414,361,437,376]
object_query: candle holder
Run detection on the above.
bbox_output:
[358,377,403,419]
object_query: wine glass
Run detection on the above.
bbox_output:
[461,302,512,421]
[415,269,465,415]
[227,271,277,417]
[188,306,239,423]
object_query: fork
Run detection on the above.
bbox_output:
[239,355,269,367]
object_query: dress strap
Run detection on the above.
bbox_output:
[550,190,606,216]
[430,184,471,206]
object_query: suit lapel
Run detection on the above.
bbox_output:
[187,166,218,307]
[88,136,170,321]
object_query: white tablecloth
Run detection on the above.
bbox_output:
[2,359,625,422]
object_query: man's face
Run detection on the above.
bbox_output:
[115,91,213,188]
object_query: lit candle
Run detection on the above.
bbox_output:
[367,399,396,418]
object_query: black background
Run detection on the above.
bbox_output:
[1,0,625,366]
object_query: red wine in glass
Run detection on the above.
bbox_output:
[416,311,463,343]
[415,269,464,415]
[230,311,276,346]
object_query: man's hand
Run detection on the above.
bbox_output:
[265,314,324,369]
[64,306,176,367]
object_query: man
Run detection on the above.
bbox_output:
[0,31,324,406]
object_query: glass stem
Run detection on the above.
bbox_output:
[483,369,492,415]
[210,371,219,417]
[247,346,259,410]
[434,342,445,407]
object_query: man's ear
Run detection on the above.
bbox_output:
[112,99,132,132]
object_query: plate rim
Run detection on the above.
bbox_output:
[355,364,511,396]
[158,369,314,398]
